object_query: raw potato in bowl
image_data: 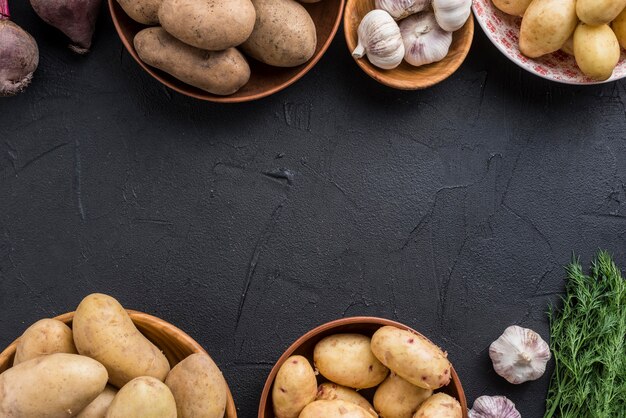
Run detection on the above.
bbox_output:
[272,355,317,418]
[299,400,373,418]
[13,318,77,365]
[316,383,378,417]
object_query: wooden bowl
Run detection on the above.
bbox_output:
[344,0,474,89]
[108,0,345,103]
[258,317,467,418]
[0,310,237,418]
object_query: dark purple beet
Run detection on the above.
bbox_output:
[30,0,102,54]
[0,1,39,96]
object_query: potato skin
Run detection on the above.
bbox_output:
[116,0,163,24]
[134,27,251,96]
[77,385,117,418]
[574,23,620,81]
[0,353,108,417]
[492,0,533,16]
[314,334,389,389]
[519,0,578,58]
[241,0,317,67]
[159,0,256,50]
[373,374,432,418]
[576,0,626,25]
[105,376,177,418]
[300,400,373,418]
[612,7,626,49]
[316,383,377,417]
[272,355,317,418]
[412,393,462,418]
[13,318,77,365]
[165,353,228,418]
[370,326,451,390]
[73,293,170,388]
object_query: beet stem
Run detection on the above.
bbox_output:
[0,0,9,20]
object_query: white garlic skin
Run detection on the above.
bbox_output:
[489,325,551,384]
[469,396,521,418]
[399,12,452,67]
[433,0,472,31]
[375,0,432,20]
[353,10,405,70]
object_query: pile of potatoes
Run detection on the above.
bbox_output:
[493,0,626,81]
[116,0,320,96]
[0,293,228,418]
[272,326,462,418]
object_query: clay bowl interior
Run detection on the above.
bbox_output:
[109,0,345,103]
[258,316,467,418]
[0,310,237,418]
[344,0,474,89]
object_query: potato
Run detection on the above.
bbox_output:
[241,0,317,67]
[73,293,170,388]
[271,355,317,418]
[300,400,373,418]
[0,353,108,417]
[370,326,451,391]
[77,385,117,418]
[316,383,377,418]
[577,0,626,25]
[105,376,177,418]
[412,393,462,418]
[561,35,574,55]
[166,353,228,418]
[13,318,77,365]
[612,7,626,49]
[159,0,256,51]
[314,334,388,389]
[373,374,432,418]
[134,28,251,96]
[574,23,620,81]
[116,0,163,24]
[519,0,578,58]
[492,0,533,16]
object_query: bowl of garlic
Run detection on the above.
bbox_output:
[344,0,474,89]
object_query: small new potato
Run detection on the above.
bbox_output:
[574,23,620,81]
[412,393,462,418]
[612,7,626,49]
[316,383,377,417]
[373,374,432,418]
[134,27,251,96]
[272,355,317,418]
[77,385,118,418]
[314,334,389,389]
[300,400,373,418]
[13,318,77,365]
[492,0,533,16]
[159,0,256,51]
[519,0,578,58]
[561,35,574,55]
[241,0,317,67]
[116,0,163,24]
[370,326,451,390]
[576,0,626,25]
[0,353,108,417]
[166,353,228,418]
[106,376,177,418]
[73,293,170,388]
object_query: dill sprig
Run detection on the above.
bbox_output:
[544,251,626,418]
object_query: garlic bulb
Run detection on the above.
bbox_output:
[375,0,431,20]
[469,396,521,418]
[489,325,551,384]
[353,10,405,70]
[399,12,452,67]
[433,0,472,32]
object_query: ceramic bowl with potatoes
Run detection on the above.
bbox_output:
[259,317,467,418]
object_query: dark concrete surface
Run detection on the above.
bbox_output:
[2,2,626,417]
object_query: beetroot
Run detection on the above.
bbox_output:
[30,0,101,54]
[0,0,39,96]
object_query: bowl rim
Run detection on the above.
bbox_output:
[108,0,346,103]
[0,310,237,418]
[257,316,467,418]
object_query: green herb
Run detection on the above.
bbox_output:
[544,251,626,418]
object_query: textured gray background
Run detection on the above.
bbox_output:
[2,2,626,417]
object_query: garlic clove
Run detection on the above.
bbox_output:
[489,325,551,384]
[375,0,432,20]
[399,12,452,67]
[468,396,521,418]
[353,9,405,70]
[432,0,472,32]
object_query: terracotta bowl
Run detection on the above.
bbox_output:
[344,0,474,89]
[258,316,467,418]
[0,310,237,418]
[108,0,345,103]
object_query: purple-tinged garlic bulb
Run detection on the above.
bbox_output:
[469,396,521,418]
